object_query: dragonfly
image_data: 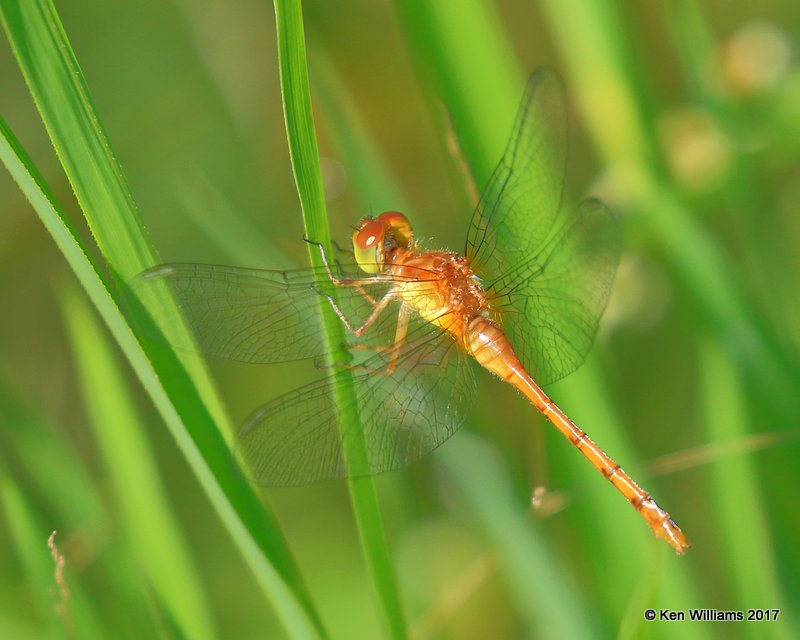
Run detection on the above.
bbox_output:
[133,68,689,554]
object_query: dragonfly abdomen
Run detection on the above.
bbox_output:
[464,316,690,553]
[464,316,524,379]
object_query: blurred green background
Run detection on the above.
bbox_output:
[1,0,799,638]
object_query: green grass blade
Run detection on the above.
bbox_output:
[0,474,68,640]
[1,0,326,635]
[0,473,106,640]
[699,337,796,639]
[272,1,406,637]
[395,0,522,185]
[536,0,796,407]
[0,380,166,638]
[439,434,596,639]
[60,284,219,640]
[0,116,322,640]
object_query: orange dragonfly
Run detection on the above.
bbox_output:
[134,69,689,553]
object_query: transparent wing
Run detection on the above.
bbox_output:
[466,68,620,385]
[466,68,567,276]
[130,262,418,363]
[235,316,477,485]
[489,199,620,385]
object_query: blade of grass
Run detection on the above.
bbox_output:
[439,434,596,639]
[272,1,406,637]
[0,380,167,638]
[0,472,106,640]
[698,337,796,639]
[1,1,326,635]
[313,51,616,637]
[537,0,797,408]
[0,474,68,640]
[60,283,219,640]
[0,116,322,640]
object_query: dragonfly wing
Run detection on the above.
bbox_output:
[465,68,567,276]
[465,69,620,384]
[235,317,477,485]
[130,263,395,363]
[490,198,620,385]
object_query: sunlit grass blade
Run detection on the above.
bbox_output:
[0,116,322,640]
[60,284,219,640]
[0,380,166,638]
[1,0,326,635]
[272,1,406,637]
[699,338,796,638]
[438,434,596,639]
[0,474,68,640]
[536,0,797,407]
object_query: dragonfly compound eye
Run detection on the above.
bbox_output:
[353,218,387,274]
[377,211,413,249]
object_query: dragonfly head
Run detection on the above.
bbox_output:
[352,211,413,274]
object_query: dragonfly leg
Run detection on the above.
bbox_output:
[305,238,389,292]
[315,287,396,337]
[351,282,377,305]
[324,306,410,376]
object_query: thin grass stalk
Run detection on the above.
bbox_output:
[272,0,406,637]
[699,337,796,639]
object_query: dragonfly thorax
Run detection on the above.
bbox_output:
[392,251,492,342]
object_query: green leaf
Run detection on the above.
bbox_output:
[0,0,326,636]
[439,435,596,639]
[0,473,106,639]
[699,337,797,639]
[0,379,164,638]
[0,115,321,640]
[60,284,219,640]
